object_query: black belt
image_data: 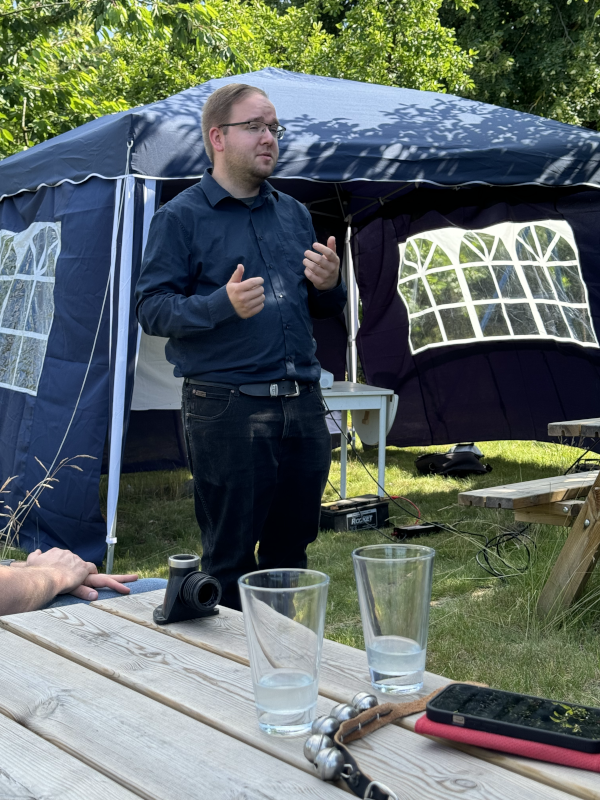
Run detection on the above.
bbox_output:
[185,378,308,397]
[240,380,301,397]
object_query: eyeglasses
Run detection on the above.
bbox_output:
[218,120,286,140]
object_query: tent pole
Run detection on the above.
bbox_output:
[105,176,135,573]
[105,178,122,574]
[105,179,156,573]
[344,220,360,383]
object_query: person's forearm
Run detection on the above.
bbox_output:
[0,566,64,615]
[137,287,237,339]
[135,206,237,337]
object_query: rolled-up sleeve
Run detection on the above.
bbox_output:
[135,208,238,339]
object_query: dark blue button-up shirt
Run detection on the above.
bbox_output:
[135,171,347,385]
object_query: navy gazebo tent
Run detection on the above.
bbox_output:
[2,67,600,565]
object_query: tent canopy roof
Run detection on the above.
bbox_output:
[3,67,600,201]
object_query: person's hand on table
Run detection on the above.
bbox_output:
[26,547,96,593]
[303,236,340,291]
[25,548,137,600]
[71,572,139,601]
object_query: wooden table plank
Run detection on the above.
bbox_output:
[0,627,346,800]
[0,604,582,800]
[458,472,597,509]
[0,713,139,800]
[548,419,600,438]
[92,591,600,800]
[92,589,450,705]
[412,730,600,800]
[0,603,335,778]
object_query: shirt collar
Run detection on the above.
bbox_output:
[200,169,278,207]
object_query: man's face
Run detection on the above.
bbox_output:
[218,93,279,185]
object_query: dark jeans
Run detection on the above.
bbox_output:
[182,382,331,610]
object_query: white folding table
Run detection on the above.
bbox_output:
[321,381,395,498]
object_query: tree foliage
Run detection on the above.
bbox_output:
[441,0,600,128]
[0,0,474,158]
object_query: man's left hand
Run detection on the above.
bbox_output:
[304,236,340,291]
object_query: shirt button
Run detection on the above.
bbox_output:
[286,325,290,329]
[278,294,283,298]
[258,236,264,240]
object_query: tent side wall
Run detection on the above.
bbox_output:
[0,178,118,562]
[355,185,600,446]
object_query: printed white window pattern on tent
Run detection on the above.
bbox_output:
[397,220,598,355]
[0,222,60,395]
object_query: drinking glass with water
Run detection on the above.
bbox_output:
[238,569,329,736]
[352,544,434,694]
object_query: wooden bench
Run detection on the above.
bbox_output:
[548,416,600,439]
[457,472,596,512]
[459,468,600,620]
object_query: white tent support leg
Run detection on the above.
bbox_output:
[342,220,360,451]
[105,176,135,573]
[106,179,156,573]
[344,221,360,383]
[108,179,123,384]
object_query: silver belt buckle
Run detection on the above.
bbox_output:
[289,381,300,397]
[269,383,278,397]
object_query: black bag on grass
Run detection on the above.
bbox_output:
[415,449,492,478]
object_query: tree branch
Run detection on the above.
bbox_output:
[0,0,81,18]
[21,96,28,145]
[555,4,575,47]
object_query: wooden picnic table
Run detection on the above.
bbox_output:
[0,589,598,800]
[459,412,600,618]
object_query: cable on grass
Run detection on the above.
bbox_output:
[563,437,600,475]
[439,520,535,580]
[322,397,535,579]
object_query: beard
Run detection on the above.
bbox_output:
[223,144,277,189]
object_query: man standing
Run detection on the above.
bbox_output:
[136,84,346,609]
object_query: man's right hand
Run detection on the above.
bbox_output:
[226,264,264,319]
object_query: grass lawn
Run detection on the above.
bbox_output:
[99,438,600,707]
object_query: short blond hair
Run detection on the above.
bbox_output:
[202,84,269,163]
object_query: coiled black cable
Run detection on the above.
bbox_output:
[322,396,535,580]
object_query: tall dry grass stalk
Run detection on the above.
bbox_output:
[0,455,94,560]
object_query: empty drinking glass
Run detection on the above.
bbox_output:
[352,544,434,694]
[238,569,329,735]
